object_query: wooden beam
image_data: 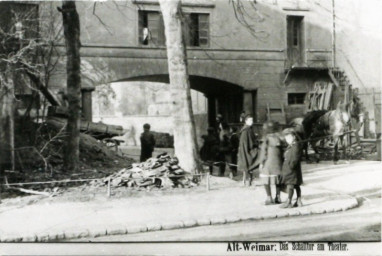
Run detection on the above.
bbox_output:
[328,69,340,88]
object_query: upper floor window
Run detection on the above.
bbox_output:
[286,15,304,66]
[138,10,209,47]
[183,13,209,47]
[138,10,165,46]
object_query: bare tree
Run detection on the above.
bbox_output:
[0,2,61,172]
[58,1,81,171]
[159,0,201,174]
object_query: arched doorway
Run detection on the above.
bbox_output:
[117,74,245,127]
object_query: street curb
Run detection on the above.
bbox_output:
[0,197,359,242]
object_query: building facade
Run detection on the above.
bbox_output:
[2,0,380,146]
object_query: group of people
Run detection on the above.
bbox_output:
[258,121,303,208]
[199,114,239,178]
[200,113,304,208]
[140,112,304,208]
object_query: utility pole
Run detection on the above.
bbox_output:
[332,0,336,68]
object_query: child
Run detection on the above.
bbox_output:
[259,121,284,205]
[140,123,156,162]
[280,130,303,208]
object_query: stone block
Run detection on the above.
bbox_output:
[298,208,311,216]
[89,229,107,238]
[225,216,241,223]
[161,221,184,230]
[311,208,326,214]
[287,210,301,216]
[127,225,148,234]
[183,219,197,228]
[146,223,162,232]
[210,217,227,225]
[261,213,277,219]
[196,219,211,226]
[107,228,127,236]
[276,211,289,218]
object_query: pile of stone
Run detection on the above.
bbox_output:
[92,153,197,189]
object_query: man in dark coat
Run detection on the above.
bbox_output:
[237,114,259,185]
[140,123,156,162]
[200,127,220,174]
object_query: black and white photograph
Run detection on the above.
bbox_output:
[0,0,380,254]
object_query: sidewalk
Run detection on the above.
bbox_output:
[0,161,380,242]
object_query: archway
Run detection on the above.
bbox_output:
[116,74,245,126]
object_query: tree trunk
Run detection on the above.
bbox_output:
[159,0,201,174]
[60,1,81,171]
[0,65,15,173]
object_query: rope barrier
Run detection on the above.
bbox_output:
[294,130,355,144]
[1,173,207,187]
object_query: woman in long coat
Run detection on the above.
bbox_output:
[237,114,259,184]
[280,130,303,208]
[259,121,284,205]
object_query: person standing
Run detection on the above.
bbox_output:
[280,130,303,208]
[216,114,224,135]
[239,111,246,123]
[200,127,220,174]
[237,114,259,185]
[140,123,156,162]
[259,121,284,205]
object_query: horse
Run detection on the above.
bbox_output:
[289,102,351,163]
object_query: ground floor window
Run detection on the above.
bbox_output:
[288,93,306,105]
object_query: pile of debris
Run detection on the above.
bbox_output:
[92,153,198,189]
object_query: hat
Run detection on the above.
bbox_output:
[282,128,296,136]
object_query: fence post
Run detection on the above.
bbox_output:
[107,178,111,197]
[206,173,210,191]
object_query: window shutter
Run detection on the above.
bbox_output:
[182,13,191,46]
[198,14,209,47]
[147,12,159,45]
[138,10,144,44]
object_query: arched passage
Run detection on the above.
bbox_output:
[116,74,245,125]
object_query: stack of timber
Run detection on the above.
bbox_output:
[47,116,124,140]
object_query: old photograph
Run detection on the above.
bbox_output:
[0,0,381,250]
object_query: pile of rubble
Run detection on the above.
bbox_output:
[92,153,198,189]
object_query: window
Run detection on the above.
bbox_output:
[288,16,303,47]
[286,16,304,65]
[138,10,209,47]
[138,11,165,46]
[288,93,306,105]
[183,13,209,47]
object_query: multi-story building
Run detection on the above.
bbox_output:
[2,0,380,146]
